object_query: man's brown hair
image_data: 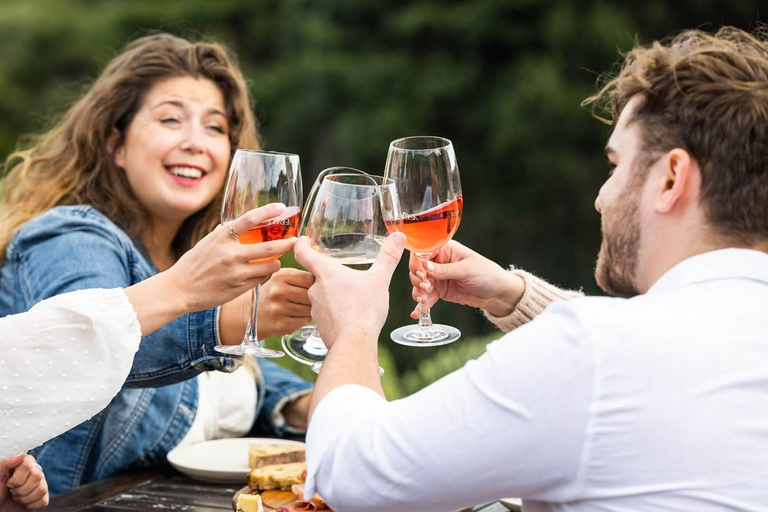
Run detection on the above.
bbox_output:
[584,26,768,244]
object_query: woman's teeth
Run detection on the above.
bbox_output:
[168,166,203,179]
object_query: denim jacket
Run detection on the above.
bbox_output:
[0,206,312,494]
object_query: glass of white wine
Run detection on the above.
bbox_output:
[281,169,398,373]
[279,167,370,361]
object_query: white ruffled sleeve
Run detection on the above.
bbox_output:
[0,288,141,458]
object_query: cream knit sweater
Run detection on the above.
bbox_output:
[483,268,583,332]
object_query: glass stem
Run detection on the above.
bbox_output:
[244,284,261,345]
[305,326,327,355]
[417,254,433,329]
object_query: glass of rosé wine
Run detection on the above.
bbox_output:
[383,136,463,346]
[215,149,302,357]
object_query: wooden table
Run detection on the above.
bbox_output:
[47,465,239,512]
[47,465,520,512]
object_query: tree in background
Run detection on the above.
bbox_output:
[0,0,761,384]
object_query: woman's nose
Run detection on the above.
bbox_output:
[180,126,204,154]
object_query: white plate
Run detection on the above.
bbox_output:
[499,497,523,511]
[167,437,305,483]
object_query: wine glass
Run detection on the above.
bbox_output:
[383,136,463,346]
[215,149,303,357]
[280,166,370,367]
[281,169,398,373]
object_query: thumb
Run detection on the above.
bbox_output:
[293,236,326,275]
[0,454,26,475]
[371,232,406,281]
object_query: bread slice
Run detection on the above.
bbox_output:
[249,443,306,469]
[248,461,306,491]
[235,493,263,512]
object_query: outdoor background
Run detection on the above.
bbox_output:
[0,0,762,397]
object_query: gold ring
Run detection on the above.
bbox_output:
[227,221,240,238]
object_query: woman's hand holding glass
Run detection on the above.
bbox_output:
[407,240,527,319]
[129,203,300,339]
[167,203,295,312]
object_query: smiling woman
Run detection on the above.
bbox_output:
[114,76,232,269]
[0,33,314,495]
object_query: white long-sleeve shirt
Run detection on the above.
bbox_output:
[0,289,141,458]
[306,248,768,512]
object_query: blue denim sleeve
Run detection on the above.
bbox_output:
[251,359,313,437]
[125,306,241,386]
[11,208,135,310]
[8,207,238,386]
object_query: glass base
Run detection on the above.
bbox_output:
[282,326,327,366]
[390,324,461,347]
[214,342,284,358]
[284,325,386,377]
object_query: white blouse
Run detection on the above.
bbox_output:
[0,288,141,458]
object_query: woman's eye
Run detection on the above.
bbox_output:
[160,117,179,125]
[607,162,617,176]
[207,124,226,134]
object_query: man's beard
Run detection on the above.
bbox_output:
[594,187,642,298]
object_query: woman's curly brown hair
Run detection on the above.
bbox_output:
[0,33,260,256]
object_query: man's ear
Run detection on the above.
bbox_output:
[108,128,124,168]
[655,148,699,214]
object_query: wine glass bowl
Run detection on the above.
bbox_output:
[384,196,462,256]
[215,149,302,358]
[280,166,370,369]
[281,169,395,374]
[307,174,393,270]
[383,136,463,346]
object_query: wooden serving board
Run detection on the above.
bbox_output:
[233,487,304,511]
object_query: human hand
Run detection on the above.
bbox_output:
[257,268,314,339]
[0,454,49,510]
[169,203,297,313]
[408,240,525,318]
[282,393,311,431]
[294,233,406,351]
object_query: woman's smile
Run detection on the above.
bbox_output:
[165,163,208,185]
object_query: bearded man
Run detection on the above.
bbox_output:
[294,25,768,512]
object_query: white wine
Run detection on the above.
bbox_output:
[315,233,382,270]
[333,256,375,271]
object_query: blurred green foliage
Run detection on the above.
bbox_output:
[400,332,501,397]
[0,0,762,390]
